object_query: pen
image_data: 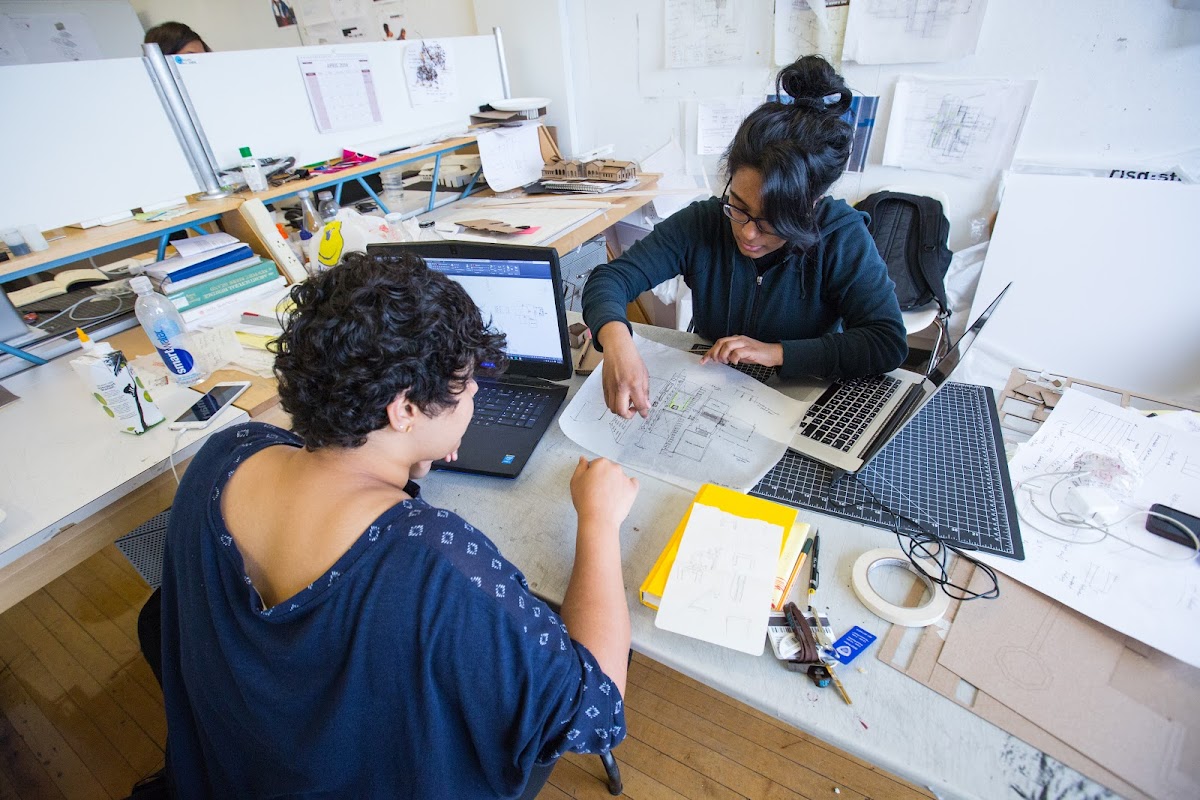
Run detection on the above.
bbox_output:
[807,532,821,600]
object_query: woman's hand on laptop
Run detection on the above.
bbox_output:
[700,336,783,368]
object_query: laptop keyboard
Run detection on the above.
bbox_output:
[472,385,550,429]
[801,375,901,452]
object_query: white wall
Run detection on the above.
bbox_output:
[129,0,478,52]
[561,0,1200,251]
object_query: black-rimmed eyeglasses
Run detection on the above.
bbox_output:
[720,201,778,236]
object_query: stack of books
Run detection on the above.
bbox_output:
[146,233,287,326]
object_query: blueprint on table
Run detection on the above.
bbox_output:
[559,335,804,492]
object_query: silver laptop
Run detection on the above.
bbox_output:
[786,284,1010,474]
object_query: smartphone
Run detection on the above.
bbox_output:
[168,381,251,430]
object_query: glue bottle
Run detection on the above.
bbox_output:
[239,146,268,192]
[130,276,207,386]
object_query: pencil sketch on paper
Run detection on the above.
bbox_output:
[882,76,1036,179]
[664,0,746,69]
[843,0,989,64]
[773,0,850,65]
[558,335,804,492]
[654,504,783,655]
[981,387,1200,669]
[403,38,458,106]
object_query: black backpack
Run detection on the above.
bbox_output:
[854,191,952,315]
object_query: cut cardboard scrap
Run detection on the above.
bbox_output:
[456,218,538,236]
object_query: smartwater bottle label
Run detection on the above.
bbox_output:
[156,346,196,376]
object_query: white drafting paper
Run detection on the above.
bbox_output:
[697,96,761,156]
[883,76,1036,179]
[983,388,1200,668]
[654,504,783,655]
[403,39,458,107]
[842,0,989,64]
[773,0,850,66]
[474,125,543,193]
[1,12,102,64]
[297,54,383,134]
[665,0,746,69]
[640,138,711,221]
[558,335,805,492]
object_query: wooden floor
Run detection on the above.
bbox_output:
[0,545,932,800]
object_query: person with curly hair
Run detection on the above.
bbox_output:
[143,21,211,56]
[583,55,907,418]
[151,251,639,798]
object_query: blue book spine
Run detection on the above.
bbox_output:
[166,245,255,282]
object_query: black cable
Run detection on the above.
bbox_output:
[848,473,1001,602]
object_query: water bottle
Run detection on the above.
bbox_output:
[129,276,208,386]
[317,190,339,221]
[297,189,322,236]
[239,146,268,192]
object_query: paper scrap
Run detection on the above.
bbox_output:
[474,125,545,192]
[655,503,783,655]
[403,38,457,106]
[773,0,850,65]
[697,96,760,156]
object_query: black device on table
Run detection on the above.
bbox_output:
[368,240,573,479]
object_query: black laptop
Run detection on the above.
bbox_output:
[369,240,573,478]
[786,283,1010,475]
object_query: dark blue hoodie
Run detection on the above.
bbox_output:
[582,196,907,380]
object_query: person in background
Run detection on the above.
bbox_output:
[582,55,907,419]
[143,21,211,56]
[151,251,638,798]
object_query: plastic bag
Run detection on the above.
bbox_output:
[311,209,394,270]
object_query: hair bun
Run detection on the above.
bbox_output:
[776,55,851,115]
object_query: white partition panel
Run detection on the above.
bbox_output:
[0,58,203,231]
[175,35,505,170]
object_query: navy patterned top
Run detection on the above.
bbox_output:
[160,422,624,799]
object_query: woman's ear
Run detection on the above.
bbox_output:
[385,393,416,434]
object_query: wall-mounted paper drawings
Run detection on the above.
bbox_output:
[883,76,1035,179]
[0,13,102,64]
[665,0,746,69]
[403,39,457,106]
[773,0,850,66]
[697,96,760,155]
[654,503,784,655]
[298,54,383,134]
[843,0,989,64]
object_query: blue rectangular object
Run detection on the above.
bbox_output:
[832,626,877,665]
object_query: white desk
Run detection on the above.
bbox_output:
[0,355,247,608]
[419,321,1107,800]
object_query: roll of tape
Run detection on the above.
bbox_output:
[851,548,950,627]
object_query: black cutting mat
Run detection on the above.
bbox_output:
[752,382,1024,560]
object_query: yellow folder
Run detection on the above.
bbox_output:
[639,483,811,611]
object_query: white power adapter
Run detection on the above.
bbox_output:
[1065,485,1122,526]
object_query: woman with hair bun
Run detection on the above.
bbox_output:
[583,56,907,419]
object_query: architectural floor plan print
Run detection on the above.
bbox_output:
[559,335,805,492]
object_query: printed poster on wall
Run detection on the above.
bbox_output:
[664,0,746,68]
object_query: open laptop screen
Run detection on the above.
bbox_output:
[422,256,563,368]
[368,241,574,381]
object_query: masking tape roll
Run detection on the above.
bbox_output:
[851,548,951,628]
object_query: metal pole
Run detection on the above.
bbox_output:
[493,26,511,99]
[141,43,229,199]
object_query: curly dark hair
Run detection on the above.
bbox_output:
[270,250,507,450]
[143,21,211,55]
[724,55,853,251]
